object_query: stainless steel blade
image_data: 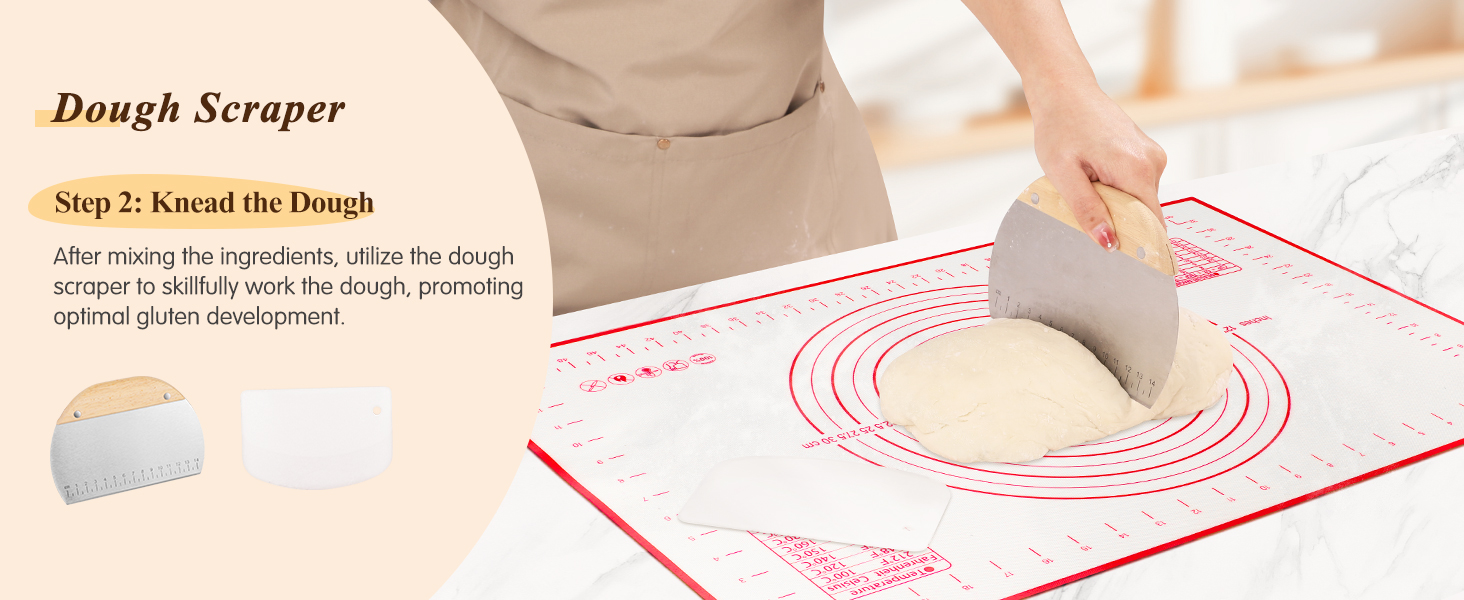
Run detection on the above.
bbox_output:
[989,199,1180,407]
[50,401,205,504]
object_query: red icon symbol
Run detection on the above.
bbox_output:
[579,380,607,393]
[608,373,634,385]
[635,366,662,378]
[663,360,690,372]
[690,353,717,365]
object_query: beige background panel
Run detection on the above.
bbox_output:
[0,1,550,597]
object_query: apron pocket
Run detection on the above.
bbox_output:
[502,80,887,314]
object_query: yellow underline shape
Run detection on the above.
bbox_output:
[35,110,120,127]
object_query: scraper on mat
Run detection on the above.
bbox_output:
[679,457,951,551]
[49,376,205,504]
[989,177,1181,407]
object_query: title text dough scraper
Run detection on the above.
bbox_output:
[49,376,205,504]
[990,177,1180,407]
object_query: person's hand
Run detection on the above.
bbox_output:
[1028,82,1167,251]
[957,0,1166,249]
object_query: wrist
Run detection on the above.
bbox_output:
[1023,70,1104,115]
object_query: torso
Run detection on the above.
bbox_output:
[443,0,825,137]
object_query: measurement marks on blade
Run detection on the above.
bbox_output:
[59,458,203,501]
[1168,215,1462,360]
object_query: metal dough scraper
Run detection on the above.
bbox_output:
[990,177,1180,407]
[49,376,205,504]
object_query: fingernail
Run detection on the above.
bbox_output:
[1092,223,1117,252]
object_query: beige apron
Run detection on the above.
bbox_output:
[436,0,896,314]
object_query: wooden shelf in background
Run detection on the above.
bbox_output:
[871,48,1464,168]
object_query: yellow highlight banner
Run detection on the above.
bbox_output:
[35,109,120,127]
[29,174,373,229]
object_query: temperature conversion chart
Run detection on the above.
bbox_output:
[529,199,1464,600]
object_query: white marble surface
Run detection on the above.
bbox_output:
[435,128,1464,599]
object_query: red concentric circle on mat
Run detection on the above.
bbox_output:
[787,285,1290,499]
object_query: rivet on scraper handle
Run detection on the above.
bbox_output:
[49,376,205,504]
[1016,177,1176,276]
[989,177,1181,407]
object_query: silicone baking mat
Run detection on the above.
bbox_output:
[529,199,1464,600]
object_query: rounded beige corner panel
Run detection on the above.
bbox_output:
[0,0,550,598]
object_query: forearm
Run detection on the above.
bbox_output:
[959,0,1099,104]
[960,0,1167,240]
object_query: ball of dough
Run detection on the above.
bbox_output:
[878,318,1136,463]
[878,309,1234,464]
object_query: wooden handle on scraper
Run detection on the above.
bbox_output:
[1020,177,1177,277]
[56,376,187,425]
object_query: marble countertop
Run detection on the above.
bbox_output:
[436,128,1464,600]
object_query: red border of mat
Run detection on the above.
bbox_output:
[530,198,1464,600]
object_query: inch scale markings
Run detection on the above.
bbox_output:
[532,200,1464,600]
[552,234,1459,376]
[59,458,202,502]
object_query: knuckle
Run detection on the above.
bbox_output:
[1151,145,1169,170]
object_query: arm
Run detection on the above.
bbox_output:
[961,0,1166,250]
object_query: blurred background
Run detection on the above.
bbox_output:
[826,0,1464,237]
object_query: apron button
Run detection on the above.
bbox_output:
[656,138,671,150]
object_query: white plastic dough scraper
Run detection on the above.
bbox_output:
[990,176,1181,407]
[679,457,952,551]
[49,376,205,504]
[241,387,391,490]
